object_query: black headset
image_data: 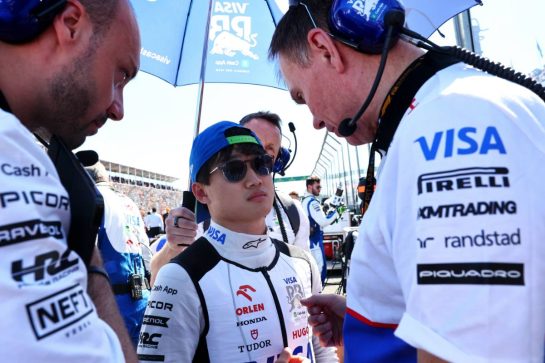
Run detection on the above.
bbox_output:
[292,0,545,137]
[273,122,297,176]
[0,0,67,44]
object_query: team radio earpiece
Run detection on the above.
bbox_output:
[272,122,298,176]
[0,0,67,44]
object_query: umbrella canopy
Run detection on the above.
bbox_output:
[131,0,287,89]
[402,0,482,37]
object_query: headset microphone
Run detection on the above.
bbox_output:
[338,9,405,137]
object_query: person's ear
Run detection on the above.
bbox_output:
[307,28,346,73]
[192,182,209,205]
[52,0,90,44]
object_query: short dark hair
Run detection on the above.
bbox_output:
[306,175,321,187]
[80,0,119,37]
[196,143,266,185]
[239,111,282,133]
[269,0,333,67]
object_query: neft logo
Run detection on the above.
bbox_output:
[417,262,524,285]
[0,219,63,247]
[415,126,506,161]
[418,200,516,219]
[12,249,79,286]
[142,315,169,328]
[26,284,94,340]
[417,167,510,195]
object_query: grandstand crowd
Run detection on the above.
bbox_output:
[111,180,182,216]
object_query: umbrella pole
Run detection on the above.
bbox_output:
[187,0,214,190]
[192,0,214,141]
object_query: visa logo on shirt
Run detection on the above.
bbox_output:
[415,126,506,161]
[207,226,226,244]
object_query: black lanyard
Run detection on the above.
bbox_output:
[362,50,460,213]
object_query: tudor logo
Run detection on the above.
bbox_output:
[251,329,258,340]
[236,284,256,301]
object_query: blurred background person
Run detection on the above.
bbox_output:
[78,150,152,348]
[302,176,345,285]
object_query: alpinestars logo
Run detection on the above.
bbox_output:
[242,238,266,249]
[417,262,524,285]
[236,285,256,301]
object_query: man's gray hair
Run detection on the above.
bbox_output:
[84,161,109,184]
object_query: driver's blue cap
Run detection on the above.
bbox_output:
[189,121,263,223]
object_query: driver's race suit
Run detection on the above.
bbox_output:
[137,221,338,363]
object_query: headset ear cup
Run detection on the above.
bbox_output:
[273,147,291,175]
[0,0,67,44]
[329,0,405,54]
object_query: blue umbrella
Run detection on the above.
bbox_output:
[131,0,286,139]
[130,0,480,138]
[131,0,285,88]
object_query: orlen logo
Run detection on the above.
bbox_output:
[235,303,264,316]
[207,225,226,244]
[415,126,506,161]
[236,284,255,301]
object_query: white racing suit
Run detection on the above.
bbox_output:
[137,221,338,362]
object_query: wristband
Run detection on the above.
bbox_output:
[88,265,110,282]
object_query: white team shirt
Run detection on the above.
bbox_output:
[347,63,545,362]
[0,109,123,361]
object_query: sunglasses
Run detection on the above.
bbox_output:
[210,154,274,183]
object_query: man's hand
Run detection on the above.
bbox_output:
[150,206,198,285]
[301,294,346,348]
[274,348,308,363]
[165,206,198,250]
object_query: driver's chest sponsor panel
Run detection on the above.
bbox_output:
[417,262,524,285]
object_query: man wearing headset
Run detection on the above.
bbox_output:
[150,112,311,282]
[270,0,545,362]
[0,0,140,361]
